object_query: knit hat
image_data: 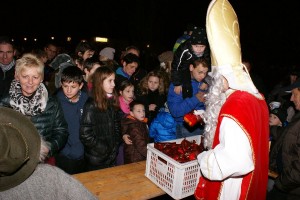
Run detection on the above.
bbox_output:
[158,51,174,63]
[206,0,259,97]
[190,27,208,45]
[99,47,115,60]
[0,107,41,191]
[271,107,287,124]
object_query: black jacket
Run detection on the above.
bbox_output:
[0,95,68,157]
[80,98,122,169]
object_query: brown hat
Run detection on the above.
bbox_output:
[0,107,40,191]
[158,51,174,63]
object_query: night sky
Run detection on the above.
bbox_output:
[3,0,300,85]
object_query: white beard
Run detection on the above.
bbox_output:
[202,71,226,149]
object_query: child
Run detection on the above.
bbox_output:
[135,70,167,125]
[116,80,135,165]
[149,102,176,142]
[55,65,89,174]
[82,55,101,95]
[269,107,288,127]
[171,26,210,99]
[80,66,122,171]
[122,100,149,164]
[118,80,135,116]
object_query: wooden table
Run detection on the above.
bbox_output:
[73,161,165,200]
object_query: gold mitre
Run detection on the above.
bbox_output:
[206,0,259,95]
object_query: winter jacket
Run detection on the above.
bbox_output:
[80,98,122,169]
[269,111,300,196]
[167,80,205,124]
[56,89,89,160]
[171,39,210,98]
[121,115,149,164]
[0,94,68,157]
[149,109,176,142]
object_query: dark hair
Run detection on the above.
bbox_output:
[125,45,140,56]
[129,100,144,111]
[92,66,119,111]
[118,80,134,92]
[75,40,95,55]
[191,58,209,69]
[61,66,84,84]
[122,53,140,66]
[0,36,15,48]
[83,55,100,72]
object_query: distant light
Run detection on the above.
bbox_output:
[34,38,37,42]
[67,37,72,42]
[51,36,55,40]
[95,37,108,43]
[146,44,150,48]
[24,38,27,41]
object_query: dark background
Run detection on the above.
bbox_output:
[2,0,300,89]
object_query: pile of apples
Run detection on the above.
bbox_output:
[154,138,205,163]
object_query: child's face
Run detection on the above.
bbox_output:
[191,44,206,57]
[269,113,282,126]
[61,81,83,102]
[190,64,208,82]
[147,76,159,91]
[130,104,145,121]
[103,73,115,94]
[123,62,138,76]
[120,85,134,103]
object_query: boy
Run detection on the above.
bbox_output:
[56,65,89,174]
[121,100,149,164]
[269,106,288,127]
[171,26,211,99]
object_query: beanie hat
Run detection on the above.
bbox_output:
[158,51,174,63]
[190,27,208,45]
[99,47,115,60]
[271,107,287,123]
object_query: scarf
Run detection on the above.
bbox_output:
[9,80,48,116]
[0,60,15,72]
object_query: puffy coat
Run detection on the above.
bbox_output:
[80,98,122,168]
[149,110,176,142]
[0,95,68,157]
[121,115,149,164]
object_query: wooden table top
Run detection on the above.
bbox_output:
[73,161,165,200]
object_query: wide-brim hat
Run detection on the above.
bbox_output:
[0,107,40,191]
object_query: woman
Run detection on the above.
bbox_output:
[0,53,68,162]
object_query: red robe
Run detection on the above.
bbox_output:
[195,91,269,199]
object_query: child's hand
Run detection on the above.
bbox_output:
[174,85,182,95]
[149,104,157,111]
[199,83,208,91]
[123,134,132,144]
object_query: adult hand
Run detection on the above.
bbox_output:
[196,91,206,102]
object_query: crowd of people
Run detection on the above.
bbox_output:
[1,0,300,199]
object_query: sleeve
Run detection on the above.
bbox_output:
[80,101,97,148]
[48,99,68,156]
[167,84,202,117]
[131,125,148,157]
[198,117,254,180]
[171,46,187,86]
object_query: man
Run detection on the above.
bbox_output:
[0,36,16,98]
[0,107,97,200]
[194,0,269,199]
[267,78,300,199]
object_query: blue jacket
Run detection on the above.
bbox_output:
[167,79,205,124]
[56,90,89,159]
[149,109,176,142]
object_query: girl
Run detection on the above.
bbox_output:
[80,66,122,171]
[118,80,135,116]
[135,70,167,125]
